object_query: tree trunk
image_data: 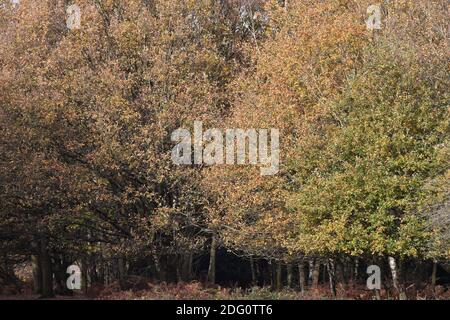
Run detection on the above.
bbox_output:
[353,257,359,284]
[275,262,282,290]
[176,256,182,283]
[188,252,193,280]
[207,234,217,284]
[388,256,406,300]
[336,260,345,286]
[81,256,88,295]
[312,260,320,289]
[298,261,306,294]
[181,252,193,282]
[431,260,438,297]
[269,261,274,289]
[31,253,42,295]
[286,263,293,288]
[39,236,54,298]
[255,260,260,285]
[342,257,350,285]
[327,258,337,298]
[250,257,257,286]
[53,255,71,295]
[308,259,314,286]
[374,288,381,300]
[152,252,164,282]
[118,257,126,289]
[89,257,99,284]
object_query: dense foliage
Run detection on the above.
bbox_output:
[0,0,448,299]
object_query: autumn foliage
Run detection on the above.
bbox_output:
[0,0,449,299]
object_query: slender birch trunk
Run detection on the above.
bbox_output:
[388,256,407,300]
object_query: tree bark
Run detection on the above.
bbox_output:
[53,254,71,295]
[176,256,182,283]
[31,253,43,295]
[353,257,359,283]
[312,259,320,289]
[269,261,274,289]
[152,252,164,282]
[181,252,193,282]
[275,262,282,290]
[336,260,345,286]
[308,259,314,286]
[207,234,217,284]
[327,258,337,298]
[255,260,260,285]
[188,252,193,280]
[388,256,407,300]
[118,257,126,289]
[39,236,54,298]
[374,288,381,300]
[431,260,438,297]
[81,256,88,295]
[286,263,293,288]
[298,261,306,294]
[250,257,257,286]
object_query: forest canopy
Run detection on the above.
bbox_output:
[0,0,449,300]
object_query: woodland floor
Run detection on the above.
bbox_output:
[1,281,450,300]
